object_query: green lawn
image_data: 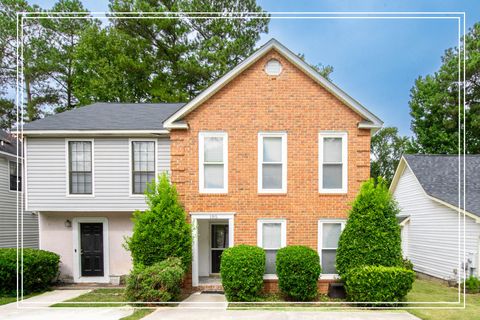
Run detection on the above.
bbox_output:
[406,278,480,320]
[0,292,43,306]
[52,288,130,307]
[119,309,154,320]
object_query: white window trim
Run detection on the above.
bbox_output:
[318,219,346,279]
[8,160,21,193]
[257,218,287,278]
[258,132,287,194]
[65,138,95,198]
[198,131,228,194]
[129,138,158,197]
[72,217,110,283]
[318,131,348,194]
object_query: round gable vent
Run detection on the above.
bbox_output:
[265,59,282,76]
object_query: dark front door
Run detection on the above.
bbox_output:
[211,224,229,274]
[80,223,104,277]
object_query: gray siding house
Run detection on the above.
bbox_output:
[391,154,480,281]
[0,130,38,248]
[22,103,182,283]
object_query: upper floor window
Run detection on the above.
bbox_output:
[257,219,286,275]
[319,132,348,193]
[318,219,345,276]
[131,140,156,195]
[68,141,92,195]
[258,132,287,193]
[199,132,228,193]
[9,161,21,191]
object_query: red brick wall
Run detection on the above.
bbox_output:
[171,49,371,289]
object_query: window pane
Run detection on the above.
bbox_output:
[204,164,224,189]
[323,223,342,248]
[10,162,17,175]
[133,172,155,194]
[322,249,337,274]
[262,164,282,189]
[265,250,277,274]
[263,137,282,162]
[323,138,342,163]
[204,137,223,162]
[323,164,342,189]
[10,162,17,191]
[262,223,281,248]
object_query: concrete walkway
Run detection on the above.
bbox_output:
[144,293,421,320]
[0,290,133,320]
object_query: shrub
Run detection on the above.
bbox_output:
[462,275,480,294]
[125,173,192,270]
[402,258,414,271]
[220,245,265,301]
[336,178,403,277]
[0,248,60,294]
[345,265,415,302]
[125,257,185,302]
[276,245,321,301]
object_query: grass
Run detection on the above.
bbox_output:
[406,278,480,320]
[119,309,154,320]
[0,292,44,306]
[52,288,129,307]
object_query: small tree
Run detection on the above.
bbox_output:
[125,173,192,270]
[336,178,403,278]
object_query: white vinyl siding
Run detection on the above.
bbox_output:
[318,219,345,276]
[257,219,286,275]
[199,132,228,193]
[393,165,480,279]
[258,132,287,193]
[319,132,348,193]
[26,137,170,212]
[0,157,38,248]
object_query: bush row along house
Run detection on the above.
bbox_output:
[20,39,383,291]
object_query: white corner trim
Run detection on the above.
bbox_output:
[318,131,348,194]
[128,138,158,197]
[198,131,228,194]
[318,219,346,278]
[72,217,110,283]
[65,139,95,198]
[163,39,383,129]
[258,132,287,194]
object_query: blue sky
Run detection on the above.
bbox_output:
[29,0,480,136]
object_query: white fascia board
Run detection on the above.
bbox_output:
[164,38,384,129]
[20,129,170,136]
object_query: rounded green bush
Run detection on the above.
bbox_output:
[220,245,265,301]
[276,245,321,301]
[336,178,403,278]
[125,257,185,302]
[463,275,480,294]
[125,173,192,270]
[0,248,60,294]
[345,265,415,302]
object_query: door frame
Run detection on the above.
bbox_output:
[209,222,229,275]
[72,217,110,283]
[190,212,235,287]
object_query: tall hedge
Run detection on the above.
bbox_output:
[220,245,265,301]
[336,178,403,277]
[124,173,192,270]
[0,248,60,294]
[276,246,321,301]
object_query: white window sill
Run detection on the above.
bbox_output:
[320,274,341,280]
[319,189,347,195]
[199,189,228,194]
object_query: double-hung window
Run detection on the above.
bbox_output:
[68,140,93,195]
[257,219,286,275]
[318,220,345,276]
[199,132,228,193]
[131,140,156,195]
[9,161,21,191]
[319,132,347,193]
[258,132,287,193]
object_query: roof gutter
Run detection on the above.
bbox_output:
[18,129,170,136]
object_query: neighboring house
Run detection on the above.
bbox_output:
[391,154,480,281]
[22,39,383,290]
[0,130,38,248]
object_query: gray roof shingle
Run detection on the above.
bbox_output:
[404,154,480,217]
[0,130,21,157]
[22,103,185,131]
